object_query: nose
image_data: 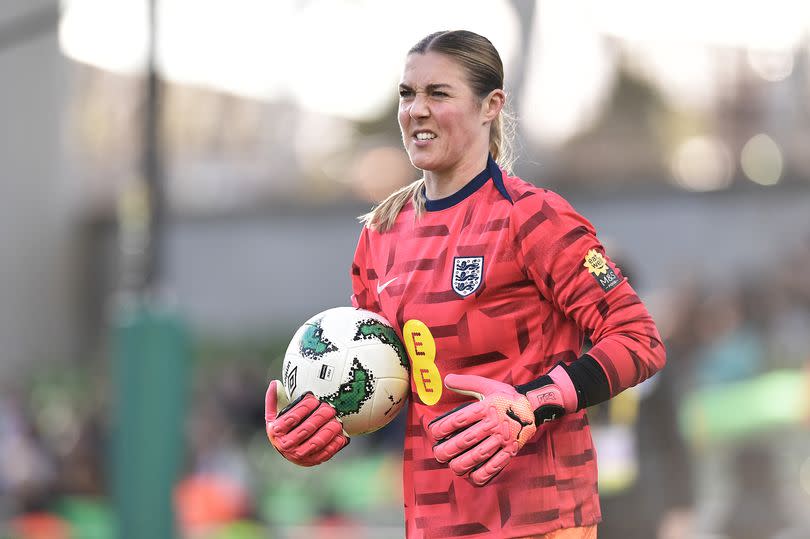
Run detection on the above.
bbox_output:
[409,93,430,119]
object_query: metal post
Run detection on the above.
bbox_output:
[111,1,189,538]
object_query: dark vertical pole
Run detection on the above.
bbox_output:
[112,1,189,538]
[142,0,164,294]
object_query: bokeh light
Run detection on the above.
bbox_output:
[740,133,783,186]
[671,136,733,191]
[60,0,149,74]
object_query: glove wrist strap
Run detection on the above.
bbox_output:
[547,364,578,414]
[515,362,579,423]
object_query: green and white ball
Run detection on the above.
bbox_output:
[281,307,410,436]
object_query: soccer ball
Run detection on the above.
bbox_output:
[281,307,410,436]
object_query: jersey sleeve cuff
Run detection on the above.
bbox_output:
[564,354,611,410]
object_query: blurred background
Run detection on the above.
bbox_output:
[1,0,810,537]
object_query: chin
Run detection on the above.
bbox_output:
[407,153,439,172]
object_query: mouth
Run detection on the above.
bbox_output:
[413,130,437,141]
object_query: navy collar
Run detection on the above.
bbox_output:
[424,154,513,212]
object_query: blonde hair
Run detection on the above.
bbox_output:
[360,30,515,232]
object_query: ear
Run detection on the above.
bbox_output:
[481,89,505,124]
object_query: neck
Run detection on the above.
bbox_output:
[424,153,490,200]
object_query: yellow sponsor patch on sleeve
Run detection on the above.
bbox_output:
[584,249,621,292]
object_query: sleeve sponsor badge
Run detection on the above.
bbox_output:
[583,249,622,292]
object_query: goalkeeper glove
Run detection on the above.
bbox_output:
[265,380,349,466]
[427,363,577,486]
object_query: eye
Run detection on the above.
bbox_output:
[432,91,449,97]
[399,89,413,98]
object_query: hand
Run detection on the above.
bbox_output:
[265,380,349,466]
[427,364,577,486]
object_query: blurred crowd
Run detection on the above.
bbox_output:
[594,233,810,539]
[1,234,809,539]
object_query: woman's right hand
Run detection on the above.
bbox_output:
[264,380,349,466]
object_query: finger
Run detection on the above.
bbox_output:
[433,421,490,463]
[264,380,289,422]
[443,373,493,400]
[427,400,488,441]
[427,402,471,436]
[300,432,350,466]
[289,417,345,459]
[275,401,337,451]
[278,391,319,418]
[446,436,501,476]
[269,393,322,437]
[468,448,512,486]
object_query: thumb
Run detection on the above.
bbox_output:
[265,380,289,423]
[444,373,504,401]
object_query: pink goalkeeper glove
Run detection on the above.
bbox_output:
[427,364,578,486]
[265,380,349,466]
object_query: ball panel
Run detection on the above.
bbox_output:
[346,342,409,378]
[370,378,409,427]
[321,356,374,418]
[298,321,339,359]
[348,317,409,371]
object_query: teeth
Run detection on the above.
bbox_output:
[416,132,436,140]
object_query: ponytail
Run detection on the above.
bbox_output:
[490,103,516,174]
[359,178,426,232]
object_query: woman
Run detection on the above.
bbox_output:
[266,30,666,538]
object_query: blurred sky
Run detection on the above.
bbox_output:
[60,0,810,140]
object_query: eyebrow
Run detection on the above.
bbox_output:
[398,83,453,92]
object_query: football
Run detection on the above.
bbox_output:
[281,307,410,436]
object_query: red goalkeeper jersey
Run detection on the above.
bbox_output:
[351,158,665,538]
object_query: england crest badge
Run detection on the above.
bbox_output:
[452,256,483,297]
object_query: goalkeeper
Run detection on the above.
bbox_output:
[266,30,666,539]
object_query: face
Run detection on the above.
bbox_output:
[398,52,502,180]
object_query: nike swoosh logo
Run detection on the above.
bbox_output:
[376,277,398,294]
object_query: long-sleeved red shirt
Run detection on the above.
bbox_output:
[351,157,665,538]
